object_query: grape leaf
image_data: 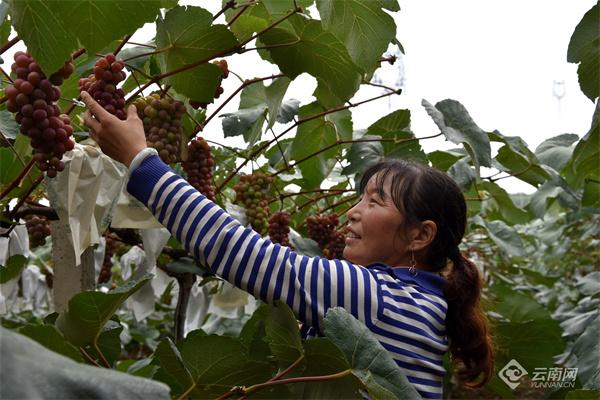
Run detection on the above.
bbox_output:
[0,110,19,140]
[8,0,78,74]
[18,324,83,363]
[323,307,421,399]
[472,215,525,257]
[290,103,352,188]
[0,254,26,284]
[316,0,396,75]
[534,133,579,172]
[56,274,152,347]
[567,3,599,101]
[482,181,532,225]
[260,15,362,105]
[156,6,239,102]
[51,1,162,59]
[423,99,492,172]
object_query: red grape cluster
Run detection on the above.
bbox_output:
[323,227,348,260]
[134,94,186,164]
[190,59,229,109]
[5,52,75,177]
[182,137,215,201]
[25,215,51,248]
[234,172,272,235]
[98,234,115,284]
[268,211,292,247]
[306,213,339,249]
[78,54,127,120]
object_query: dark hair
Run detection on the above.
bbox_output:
[359,159,494,388]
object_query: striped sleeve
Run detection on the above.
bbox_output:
[127,155,381,333]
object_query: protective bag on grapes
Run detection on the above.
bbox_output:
[44,141,127,264]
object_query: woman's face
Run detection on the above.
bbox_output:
[343,173,413,267]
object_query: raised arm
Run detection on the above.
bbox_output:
[127,154,381,333]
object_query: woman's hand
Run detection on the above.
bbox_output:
[80,91,147,167]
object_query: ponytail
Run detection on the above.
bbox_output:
[358,160,495,388]
[444,249,494,388]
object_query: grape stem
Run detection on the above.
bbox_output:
[216,89,403,194]
[113,34,133,56]
[271,131,444,178]
[0,159,35,202]
[296,189,354,210]
[195,73,285,133]
[0,66,13,83]
[216,369,353,400]
[212,0,236,21]
[0,36,19,56]
[121,46,171,63]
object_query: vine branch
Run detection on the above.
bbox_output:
[216,89,402,193]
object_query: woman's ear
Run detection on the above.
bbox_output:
[410,220,437,252]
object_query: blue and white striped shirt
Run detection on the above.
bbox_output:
[128,155,449,399]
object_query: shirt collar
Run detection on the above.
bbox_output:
[367,263,446,297]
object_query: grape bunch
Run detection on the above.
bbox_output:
[98,234,115,284]
[306,213,339,250]
[268,211,292,247]
[134,94,186,164]
[78,54,127,120]
[189,59,229,109]
[233,172,273,235]
[5,51,75,177]
[324,227,348,260]
[25,215,51,248]
[182,137,215,201]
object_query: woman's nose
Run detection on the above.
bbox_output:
[346,201,361,222]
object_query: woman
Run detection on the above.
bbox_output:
[81,92,494,399]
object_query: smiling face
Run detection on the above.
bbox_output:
[343,173,413,267]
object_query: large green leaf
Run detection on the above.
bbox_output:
[156,6,239,102]
[264,301,304,367]
[323,307,422,399]
[0,327,170,399]
[482,181,532,225]
[8,0,77,74]
[490,130,551,187]
[56,274,152,347]
[0,110,19,140]
[17,324,83,363]
[290,103,352,188]
[223,1,270,42]
[84,321,124,367]
[490,282,565,371]
[0,1,10,46]
[422,99,491,172]
[51,1,162,59]
[316,0,396,75]
[153,338,195,396]
[534,133,579,172]
[567,3,599,101]
[568,101,599,188]
[367,109,426,161]
[300,338,363,399]
[472,215,525,257]
[448,157,476,190]
[570,314,600,389]
[178,334,272,398]
[427,149,463,172]
[260,15,362,105]
[0,254,26,284]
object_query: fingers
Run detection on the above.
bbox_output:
[80,91,111,122]
[126,104,139,120]
[82,110,101,133]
